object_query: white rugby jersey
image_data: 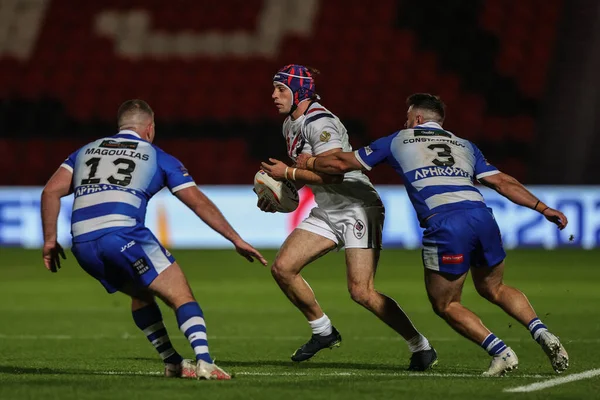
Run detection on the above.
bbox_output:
[355,122,500,225]
[61,130,196,242]
[283,102,380,210]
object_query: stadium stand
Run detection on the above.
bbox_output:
[0,0,563,185]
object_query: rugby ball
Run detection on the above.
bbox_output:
[254,170,299,213]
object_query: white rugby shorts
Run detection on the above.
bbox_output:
[296,206,384,250]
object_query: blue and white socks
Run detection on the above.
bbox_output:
[132,303,183,365]
[481,317,549,356]
[176,302,213,364]
[528,317,549,342]
[481,333,508,356]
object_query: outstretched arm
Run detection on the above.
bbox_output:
[41,166,71,272]
[296,151,365,175]
[174,186,267,265]
[261,149,345,184]
[479,172,568,229]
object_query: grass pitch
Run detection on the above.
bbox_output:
[1,248,599,399]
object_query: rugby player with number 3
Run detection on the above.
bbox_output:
[296,93,570,376]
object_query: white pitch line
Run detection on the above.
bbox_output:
[99,371,162,376]
[235,371,547,379]
[94,370,546,379]
[504,369,600,392]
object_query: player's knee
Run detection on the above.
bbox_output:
[475,283,500,303]
[148,264,196,309]
[270,260,294,283]
[348,285,372,307]
[429,298,451,319]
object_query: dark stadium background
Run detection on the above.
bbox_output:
[1,0,597,186]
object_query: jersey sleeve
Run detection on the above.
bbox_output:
[157,151,197,193]
[304,114,343,155]
[60,149,79,173]
[471,142,500,180]
[354,134,396,171]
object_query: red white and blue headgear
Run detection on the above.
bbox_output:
[273,64,319,113]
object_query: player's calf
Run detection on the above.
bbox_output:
[148,262,196,310]
[176,302,214,364]
[131,300,184,366]
[148,263,223,371]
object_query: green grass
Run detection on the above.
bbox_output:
[1,248,599,399]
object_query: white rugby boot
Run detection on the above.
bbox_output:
[165,359,197,378]
[482,347,519,377]
[196,359,231,380]
[538,331,569,373]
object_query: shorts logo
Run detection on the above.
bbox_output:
[364,146,373,156]
[442,254,464,264]
[121,240,136,252]
[319,131,331,142]
[354,219,365,239]
[132,258,150,275]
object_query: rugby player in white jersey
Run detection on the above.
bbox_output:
[41,99,267,380]
[260,65,437,370]
[295,93,570,376]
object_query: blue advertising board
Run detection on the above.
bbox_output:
[1,186,598,249]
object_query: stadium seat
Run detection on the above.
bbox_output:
[0,0,564,184]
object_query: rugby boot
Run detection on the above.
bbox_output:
[538,331,569,373]
[408,347,438,371]
[165,359,196,378]
[482,347,519,377]
[291,327,342,362]
[196,359,231,380]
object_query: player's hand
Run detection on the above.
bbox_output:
[233,239,268,266]
[542,208,568,230]
[256,195,277,213]
[260,158,289,181]
[295,153,311,169]
[43,241,66,273]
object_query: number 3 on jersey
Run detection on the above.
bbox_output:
[81,157,137,186]
[428,144,455,167]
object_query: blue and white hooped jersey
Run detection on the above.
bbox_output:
[61,130,196,243]
[355,122,499,224]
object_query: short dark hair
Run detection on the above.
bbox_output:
[305,66,320,101]
[406,93,445,121]
[117,99,154,127]
[305,66,320,76]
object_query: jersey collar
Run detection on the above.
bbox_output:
[415,121,444,130]
[116,129,142,138]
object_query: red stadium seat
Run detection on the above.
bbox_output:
[0,0,564,184]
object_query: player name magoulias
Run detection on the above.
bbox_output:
[84,147,150,161]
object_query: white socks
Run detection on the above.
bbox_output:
[308,315,430,349]
[309,314,333,336]
[407,333,431,353]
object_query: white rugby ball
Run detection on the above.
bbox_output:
[254,170,299,213]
